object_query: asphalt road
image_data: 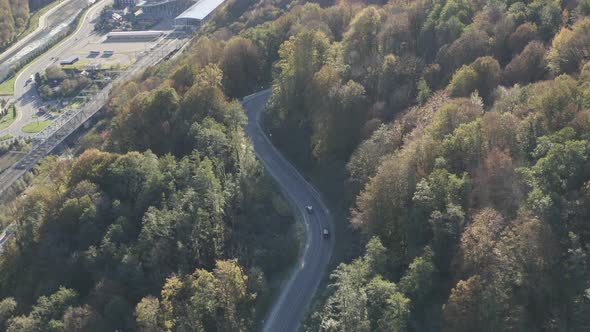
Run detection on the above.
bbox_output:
[1,0,111,137]
[243,90,335,332]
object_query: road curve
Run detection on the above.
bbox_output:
[242,90,335,332]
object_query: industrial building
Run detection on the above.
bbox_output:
[111,0,226,33]
[174,0,226,29]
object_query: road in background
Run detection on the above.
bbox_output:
[243,90,335,332]
[0,0,92,83]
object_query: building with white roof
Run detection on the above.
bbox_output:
[174,0,226,29]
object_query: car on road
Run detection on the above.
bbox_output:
[306,205,313,214]
[322,228,330,239]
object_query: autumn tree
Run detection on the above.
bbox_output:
[135,296,161,332]
[503,40,547,85]
[547,18,590,74]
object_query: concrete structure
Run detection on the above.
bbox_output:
[174,0,225,29]
[106,30,164,40]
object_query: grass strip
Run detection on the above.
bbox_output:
[21,120,52,133]
[0,107,17,130]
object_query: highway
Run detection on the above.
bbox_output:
[1,0,112,138]
[0,0,91,83]
[243,90,335,332]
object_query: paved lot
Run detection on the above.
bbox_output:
[66,33,168,68]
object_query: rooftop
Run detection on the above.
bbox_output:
[60,55,79,64]
[176,0,225,21]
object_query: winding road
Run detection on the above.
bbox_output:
[243,90,335,332]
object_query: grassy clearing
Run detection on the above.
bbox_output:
[0,134,12,141]
[61,59,91,71]
[0,108,17,130]
[21,120,52,133]
[0,76,17,96]
[62,61,128,72]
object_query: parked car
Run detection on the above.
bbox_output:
[306,205,313,214]
[322,228,330,239]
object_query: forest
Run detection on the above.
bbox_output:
[257,0,590,330]
[0,0,589,330]
[0,0,301,330]
[0,0,55,49]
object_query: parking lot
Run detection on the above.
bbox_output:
[59,31,170,69]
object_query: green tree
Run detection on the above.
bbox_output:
[135,296,161,332]
[399,248,436,308]
[470,56,501,102]
[365,277,399,331]
[0,298,16,328]
[447,65,479,97]
[547,18,590,74]
[213,259,249,331]
[342,6,384,79]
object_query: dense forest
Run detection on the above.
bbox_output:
[0,0,55,49]
[0,0,590,330]
[0,1,300,330]
[256,0,590,330]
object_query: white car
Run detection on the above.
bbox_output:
[306,205,313,214]
[322,228,330,239]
